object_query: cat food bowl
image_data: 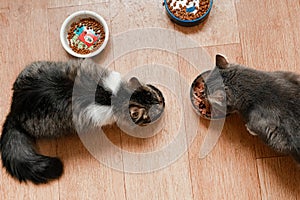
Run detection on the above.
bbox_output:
[164,0,213,27]
[115,84,165,138]
[130,85,165,126]
[60,10,109,58]
[190,70,226,120]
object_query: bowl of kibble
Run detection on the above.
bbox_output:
[190,70,226,120]
[60,10,109,58]
[164,0,213,27]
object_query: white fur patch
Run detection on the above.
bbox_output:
[103,71,121,95]
[84,104,115,127]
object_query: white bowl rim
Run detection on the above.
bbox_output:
[60,10,109,58]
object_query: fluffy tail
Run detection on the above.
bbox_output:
[0,117,63,184]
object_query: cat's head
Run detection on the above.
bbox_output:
[127,77,165,126]
[205,54,236,114]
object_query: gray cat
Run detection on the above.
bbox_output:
[206,54,300,163]
[0,59,165,184]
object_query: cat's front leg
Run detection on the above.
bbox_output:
[245,108,279,142]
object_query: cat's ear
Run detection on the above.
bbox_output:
[128,77,142,89]
[216,54,229,69]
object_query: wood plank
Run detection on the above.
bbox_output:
[3,0,47,10]
[56,135,126,200]
[0,2,59,199]
[0,173,59,200]
[48,0,107,8]
[0,8,13,123]
[236,0,296,71]
[175,0,239,48]
[0,2,50,64]
[178,44,261,199]
[0,0,9,9]
[123,156,193,200]
[286,0,300,71]
[110,0,175,35]
[113,49,193,199]
[257,157,300,200]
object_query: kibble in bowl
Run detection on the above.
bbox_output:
[60,11,109,58]
[164,0,213,26]
[190,70,226,120]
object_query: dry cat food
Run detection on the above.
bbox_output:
[192,77,212,118]
[67,18,105,54]
[165,0,210,20]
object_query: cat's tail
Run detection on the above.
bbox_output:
[0,117,63,184]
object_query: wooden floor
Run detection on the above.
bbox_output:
[0,0,299,199]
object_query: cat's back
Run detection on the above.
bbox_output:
[13,60,79,90]
[227,66,300,115]
[9,60,82,115]
[233,66,300,95]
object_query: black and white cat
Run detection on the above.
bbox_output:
[206,54,300,163]
[0,59,165,184]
